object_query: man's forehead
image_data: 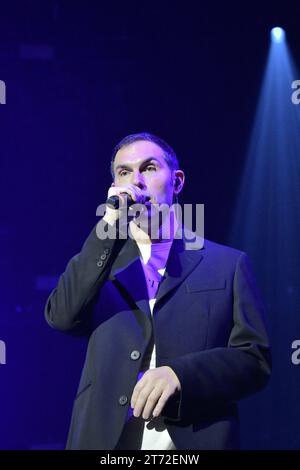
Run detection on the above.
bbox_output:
[114,141,165,166]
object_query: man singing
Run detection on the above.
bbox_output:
[45,132,271,450]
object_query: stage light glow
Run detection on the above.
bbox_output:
[229,23,300,449]
[230,27,300,309]
[271,27,285,43]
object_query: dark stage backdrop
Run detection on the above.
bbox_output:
[0,1,299,449]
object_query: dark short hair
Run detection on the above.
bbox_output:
[110,132,179,178]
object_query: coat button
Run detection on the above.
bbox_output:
[130,350,141,361]
[100,254,107,260]
[97,260,104,267]
[119,395,128,406]
[104,248,109,255]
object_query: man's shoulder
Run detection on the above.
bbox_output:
[181,235,248,281]
[182,227,244,259]
[184,234,245,267]
[202,238,244,258]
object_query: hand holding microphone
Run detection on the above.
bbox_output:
[106,193,134,210]
[103,184,150,226]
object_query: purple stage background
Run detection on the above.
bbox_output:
[1,1,300,449]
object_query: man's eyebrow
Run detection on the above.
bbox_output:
[115,157,160,172]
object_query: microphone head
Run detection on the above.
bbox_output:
[106,194,134,209]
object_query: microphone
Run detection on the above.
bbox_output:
[106,194,134,210]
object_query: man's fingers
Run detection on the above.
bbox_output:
[141,387,163,420]
[131,367,181,419]
[131,375,146,408]
[133,383,155,418]
[152,389,170,418]
[115,184,150,205]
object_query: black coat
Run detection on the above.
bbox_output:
[45,219,271,450]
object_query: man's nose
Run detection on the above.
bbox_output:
[131,171,145,189]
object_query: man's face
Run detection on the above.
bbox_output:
[113,140,175,206]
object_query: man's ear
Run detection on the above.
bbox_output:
[173,170,185,194]
[111,182,115,187]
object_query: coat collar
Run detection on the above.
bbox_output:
[109,227,204,316]
[109,237,151,317]
[155,234,204,307]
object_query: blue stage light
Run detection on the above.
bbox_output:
[271,27,285,43]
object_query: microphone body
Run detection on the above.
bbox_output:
[106,194,134,210]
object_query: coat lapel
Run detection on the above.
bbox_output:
[109,237,151,317]
[108,228,204,316]
[155,234,204,307]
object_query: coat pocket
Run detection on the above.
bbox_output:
[185,279,226,293]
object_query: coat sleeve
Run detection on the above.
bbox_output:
[44,219,126,333]
[161,252,272,422]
